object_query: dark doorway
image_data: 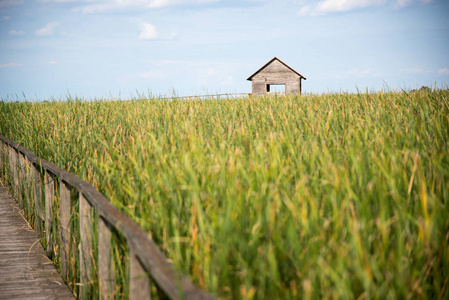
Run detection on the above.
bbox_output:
[266,84,285,93]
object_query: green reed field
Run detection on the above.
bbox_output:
[1,90,448,299]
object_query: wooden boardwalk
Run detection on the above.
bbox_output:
[0,185,74,300]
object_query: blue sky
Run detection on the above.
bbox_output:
[1,0,448,100]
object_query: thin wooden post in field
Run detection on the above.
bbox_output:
[16,152,23,202]
[44,170,56,258]
[9,147,19,200]
[0,134,216,300]
[32,164,44,237]
[18,153,27,208]
[59,180,71,280]
[99,216,115,299]
[0,143,4,175]
[13,148,19,196]
[18,154,26,201]
[0,142,8,179]
[7,146,12,184]
[129,249,151,300]
[23,156,33,218]
[23,157,34,227]
[79,193,93,298]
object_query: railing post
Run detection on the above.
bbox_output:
[30,162,43,237]
[80,193,93,298]
[0,135,216,300]
[59,180,71,280]
[8,146,18,199]
[45,170,56,258]
[0,141,4,175]
[130,249,152,300]
[17,153,27,208]
[99,216,115,299]
[22,156,32,220]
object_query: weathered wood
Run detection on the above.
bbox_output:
[1,134,215,300]
[247,57,306,96]
[0,143,3,173]
[9,146,19,199]
[59,180,71,281]
[130,248,152,300]
[79,193,93,298]
[98,216,115,299]
[44,170,56,258]
[0,184,74,299]
[23,156,35,222]
[32,163,44,237]
[18,153,27,208]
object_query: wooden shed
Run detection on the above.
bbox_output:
[247,57,306,96]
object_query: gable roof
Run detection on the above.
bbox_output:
[247,57,306,81]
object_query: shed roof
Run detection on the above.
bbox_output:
[247,57,306,81]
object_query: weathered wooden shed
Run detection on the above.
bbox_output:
[247,57,306,96]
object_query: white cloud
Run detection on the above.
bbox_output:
[139,22,158,40]
[0,0,23,8]
[316,0,386,14]
[79,0,218,13]
[330,67,382,79]
[297,0,433,16]
[138,70,164,79]
[395,0,411,7]
[35,22,59,36]
[139,59,240,88]
[347,68,382,77]
[9,29,25,36]
[0,62,19,68]
[398,67,432,75]
[394,0,433,8]
[147,0,171,8]
[38,0,83,2]
[438,68,449,75]
[152,59,190,66]
[297,5,312,16]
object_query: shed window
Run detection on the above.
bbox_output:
[267,84,285,93]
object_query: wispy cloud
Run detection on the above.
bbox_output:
[297,5,312,16]
[38,0,84,2]
[9,29,25,36]
[35,22,59,36]
[138,59,239,87]
[0,62,20,68]
[317,0,386,14]
[79,0,218,14]
[325,67,383,79]
[139,22,158,40]
[398,67,432,75]
[347,68,382,78]
[0,0,23,8]
[438,68,449,75]
[298,0,434,16]
[395,0,412,8]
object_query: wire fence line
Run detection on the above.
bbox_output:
[156,93,251,101]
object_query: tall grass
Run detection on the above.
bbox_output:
[1,90,448,299]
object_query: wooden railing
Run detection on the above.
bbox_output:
[0,134,214,300]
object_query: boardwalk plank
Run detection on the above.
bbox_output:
[0,183,74,300]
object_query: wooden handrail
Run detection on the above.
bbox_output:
[0,134,215,300]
